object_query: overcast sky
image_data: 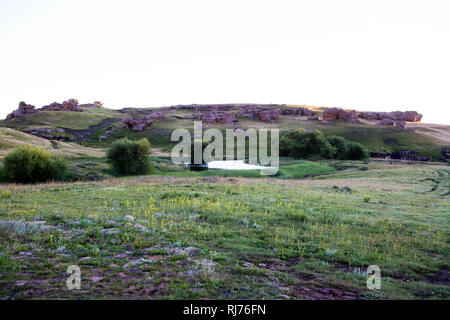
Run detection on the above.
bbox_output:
[0,0,449,124]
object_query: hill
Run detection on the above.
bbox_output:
[1,101,449,160]
[0,128,104,159]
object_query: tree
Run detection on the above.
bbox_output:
[106,138,152,175]
[327,136,348,160]
[345,141,369,160]
[280,129,334,159]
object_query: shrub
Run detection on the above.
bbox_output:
[327,136,348,160]
[1,145,67,183]
[280,129,334,159]
[106,138,152,175]
[345,141,369,160]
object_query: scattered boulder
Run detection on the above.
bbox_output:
[281,107,314,116]
[395,121,406,129]
[307,115,319,121]
[240,106,281,123]
[376,118,395,126]
[360,111,422,122]
[320,120,332,126]
[194,106,238,124]
[5,101,36,121]
[122,116,153,131]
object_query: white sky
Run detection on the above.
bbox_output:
[0,0,449,124]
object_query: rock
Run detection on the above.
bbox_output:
[281,107,314,116]
[376,118,395,126]
[40,99,83,112]
[147,110,166,120]
[307,116,319,121]
[395,121,406,128]
[320,120,332,125]
[193,106,238,124]
[360,111,422,122]
[16,280,27,287]
[240,106,281,123]
[78,256,93,262]
[86,276,103,283]
[124,215,135,222]
[100,228,121,235]
[122,116,153,131]
[323,108,359,123]
[5,101,36,121]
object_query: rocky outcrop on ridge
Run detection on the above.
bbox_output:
[5,101,36,121]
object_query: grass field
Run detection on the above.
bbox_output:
[0,161,448,299]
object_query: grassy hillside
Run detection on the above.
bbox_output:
[0,128,104,159]
[2,104,449,159]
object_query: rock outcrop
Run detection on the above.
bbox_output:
[122,116,153,131]
[5,101,36,121]
[322,108,359,123]
[359,111,422,122]
[240,106,281,123]
[281,107,314,117]
[193,106,238,124]
[40,99,82,112]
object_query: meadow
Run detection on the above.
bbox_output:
[0,160,448,299]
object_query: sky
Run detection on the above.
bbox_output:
[0,0,449,124]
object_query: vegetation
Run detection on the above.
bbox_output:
[106,138,153,175]
[280,129,333,159]
[345,141,369,160]
[0,145,67,183]
[327,136,348,160]
[0,161,448,299]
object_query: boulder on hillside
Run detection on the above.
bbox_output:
[360,111,422,122]
[5,101,36,121]
[122,116,153,131]
[395,121,406,129]
[281,107,314,116]
[193,107,238,124]
[240,106,281,123]
[307,115,319,121]
[376,118,395,126]
[40,99,82,112]
[322,108,359,123]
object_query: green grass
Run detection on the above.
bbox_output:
[0,161,448,299]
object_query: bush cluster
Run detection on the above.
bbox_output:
[280,130,369,160]
[106,138,153,175]
[0,145,67,183]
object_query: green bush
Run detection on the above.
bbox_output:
[106,138,153,175]
[345,141,369,160]
[0,145,67,183]
[280,129,334,159]
[327,136,348,160]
